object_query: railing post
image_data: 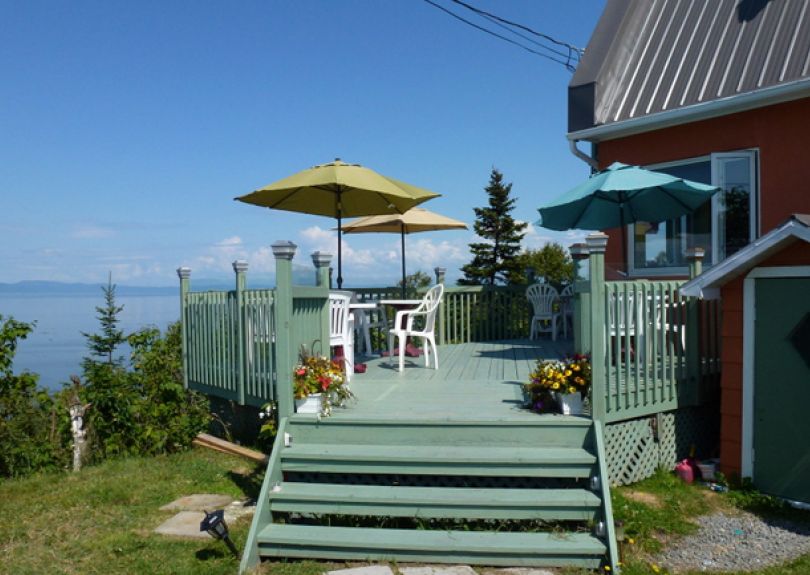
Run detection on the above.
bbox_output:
[312,251,333,352]
[586,233,608,422]
[434,267,446,345]
[273,241,297,419]
[684,247,705,405]
[233,260,248,406]
[177,267,191,390]
[570,243,590,355]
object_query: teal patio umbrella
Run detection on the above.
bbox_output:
[537,162,719,255]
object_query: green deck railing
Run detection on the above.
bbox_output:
[178,244,331,416]
[577,236,721,424]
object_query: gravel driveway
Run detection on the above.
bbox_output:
[658,510,810,572]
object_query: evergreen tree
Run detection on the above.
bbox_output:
[82,273,126,366]
[459,169,527,285]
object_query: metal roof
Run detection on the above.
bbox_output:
[569,0,810,134]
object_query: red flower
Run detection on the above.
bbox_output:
[318,375,331,390]
[296,368,307,376]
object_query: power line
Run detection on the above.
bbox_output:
[420,0,581,72]
[450,0,582,55]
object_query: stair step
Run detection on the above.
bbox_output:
[270,483,601,520]
[287,417,593,448]
[257,524,606,567]
[281,444,596,477]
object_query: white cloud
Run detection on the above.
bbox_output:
[71,225,114,239]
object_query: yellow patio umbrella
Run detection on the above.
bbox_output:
[341,207,467,297]
[235,159,440,288]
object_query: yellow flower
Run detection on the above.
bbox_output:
[651,564,660,573]
[565,369,572,376]
[604,567,611,572]
[568,386,577,394]
[552,382,560,390]
[572,364,580,371]
[628,537,635,544]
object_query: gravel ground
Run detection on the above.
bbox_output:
[658,510,810,572]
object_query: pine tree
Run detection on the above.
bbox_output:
[460,169,527,285]
[82,273,126,365]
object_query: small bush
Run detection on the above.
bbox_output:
[0,315,69,477]
[80,322,210,459]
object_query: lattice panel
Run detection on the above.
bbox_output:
[604,418,658,486]
[606,405,721,485]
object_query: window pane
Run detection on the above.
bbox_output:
[632,160,711,271]
[716,157,752,260]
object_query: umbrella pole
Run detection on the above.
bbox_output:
[401,224,406,299]
[337,194,343,289]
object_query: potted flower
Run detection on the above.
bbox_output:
[293,348,354,416]
[525,354,591,415]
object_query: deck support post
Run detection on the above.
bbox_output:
[312,251,333,354]
[233,260,248,406]
[434,267,446,345]
[273,241,297,419]
[684,248,705,405]
[586,233,608,422]
[177,267,191,389]
[570,243,590,355]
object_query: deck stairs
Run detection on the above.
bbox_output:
[240,416,618,573]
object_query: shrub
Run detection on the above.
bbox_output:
[80,322,210,459]
[0,315,68,477]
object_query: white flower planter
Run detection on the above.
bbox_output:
[295,393,323,414]
[557,391,583,415]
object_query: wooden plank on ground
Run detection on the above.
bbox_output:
[194,433,268,463]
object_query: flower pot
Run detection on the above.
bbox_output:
[557,391,583,415]
[295,393,323,414]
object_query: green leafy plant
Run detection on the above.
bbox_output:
[79,285,209,460]
[0,315,68,477]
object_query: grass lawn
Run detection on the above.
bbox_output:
[0,447,348,575]
[3,451,808,575]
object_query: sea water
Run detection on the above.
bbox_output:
[1,294,179,391]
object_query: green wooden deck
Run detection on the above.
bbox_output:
[330,339,575,421]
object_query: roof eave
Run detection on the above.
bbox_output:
[568,77,810,143]
[680,217,810,299]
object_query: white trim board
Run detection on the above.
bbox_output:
[741,266,810,479]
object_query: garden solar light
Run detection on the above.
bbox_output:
[200,509,239,557]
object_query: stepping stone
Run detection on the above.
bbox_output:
[482,569,556,575]
[154,511,210,539]
[160,493,234,512]
[400,567,477,575]
[326,567,395,575]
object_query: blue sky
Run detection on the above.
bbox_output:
[1,1,604,288]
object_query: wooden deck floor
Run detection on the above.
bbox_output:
[327,339,575,422]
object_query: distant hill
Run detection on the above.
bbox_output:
[0,281,177,296]
[0,270,318,297]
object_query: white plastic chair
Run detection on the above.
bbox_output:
[328,292,353,382]
[526,284,560,341]
[606,291,646,363]
[388,284,444,372]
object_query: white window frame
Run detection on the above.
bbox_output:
[710,150,760,265]
[628,150,760,276]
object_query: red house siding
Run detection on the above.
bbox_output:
[593,98,810,274]
[717,241,810,477]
